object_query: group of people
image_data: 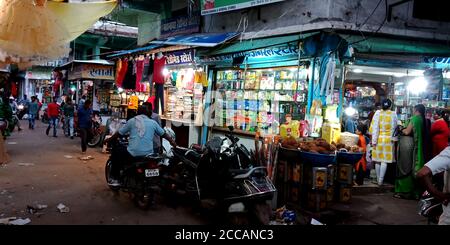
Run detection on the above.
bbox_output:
[346,98,450,224]
[345,100,449,199]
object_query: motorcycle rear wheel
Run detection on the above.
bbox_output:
[133,192,154,210]
[105,160,120,192]
[88,132,102,147]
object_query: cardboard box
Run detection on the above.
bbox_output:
[321,122,341,144]
[307,191,327,211]
[338,164,353,184]
[339,187,352,203]
[312,167,328,190]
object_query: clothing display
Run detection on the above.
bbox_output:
[0,0,69,60]
[122,58,136,90]
[115,58,124,87]
[154,83,164,114]
[143,56,154,82]
[136,57,145,92]
[153,56,166,85]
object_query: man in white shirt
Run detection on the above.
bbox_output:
[417,146,450,225]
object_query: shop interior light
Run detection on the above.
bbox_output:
[344,106,357,117]
[118,87,123,93]
[163,68,169,76]
[444,72,450,79]
[353,68,363,73]
[70,86,76,92]
[407,77,428,94]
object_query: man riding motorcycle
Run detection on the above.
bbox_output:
[104,105,177,186]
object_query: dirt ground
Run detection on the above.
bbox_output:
[0,121,207,225]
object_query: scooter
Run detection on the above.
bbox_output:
[163,127,276,224]
[105,136,165,210]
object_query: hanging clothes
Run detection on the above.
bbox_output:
[136,57,145,92]
[153,56,166,85]
[143,56,154,82]
[122,58,136,90]
[115,58,126,87]
[194,71,208,87]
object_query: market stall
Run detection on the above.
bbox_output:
[58,60,115,116]
[198,34,317,150]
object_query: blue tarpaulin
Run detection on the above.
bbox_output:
[151,32,239,47]
[107,44,163,58]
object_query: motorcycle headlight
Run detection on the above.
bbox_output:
[17,105,24,110]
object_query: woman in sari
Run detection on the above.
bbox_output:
[395,104,431,199]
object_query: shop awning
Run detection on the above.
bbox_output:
[341,34,450,56]
[150,32,239,47]
[107,44,163,59]
[204,32,320,56]
[59,59,114,68]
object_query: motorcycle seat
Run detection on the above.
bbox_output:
[133,154,163,163]
[229,169,250,177]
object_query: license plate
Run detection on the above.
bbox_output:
[145,169,159,177]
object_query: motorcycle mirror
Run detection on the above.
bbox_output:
[228,126,234,132]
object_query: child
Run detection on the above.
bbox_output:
[355,123,370,186]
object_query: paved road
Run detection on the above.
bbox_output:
[0,120,207,225]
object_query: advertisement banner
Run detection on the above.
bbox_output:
[160,14,200,39]
[166,50,195,66]
[201,0,284,15]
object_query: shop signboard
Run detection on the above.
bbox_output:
[198,42,300,64]
[81,64,115,80]
[160,13,200,39]
[166,49,195,66]
[201,0,284,15]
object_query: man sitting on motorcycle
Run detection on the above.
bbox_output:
[417,146,450,225]
[105,105,177,186]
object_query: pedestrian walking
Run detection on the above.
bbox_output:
[28,96,39,130]
[46,97,60,137]
[9,96,22,131]
[77,99,93,154]
[62,96,75,139]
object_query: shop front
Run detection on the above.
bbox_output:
[24,66,54,102]
[198,33,322,150]
[59,60,115,117]
[162,49,206,147]
[108,32,239,147]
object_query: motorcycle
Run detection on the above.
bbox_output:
[17,102,27,120]
[163,126,276,224]
[418,190,443,224]
[105,136,165,210]
[87,112,104,147]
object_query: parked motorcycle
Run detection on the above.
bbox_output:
[163,126,276,224]
[88,112,104,147]
[105,136,165,210]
